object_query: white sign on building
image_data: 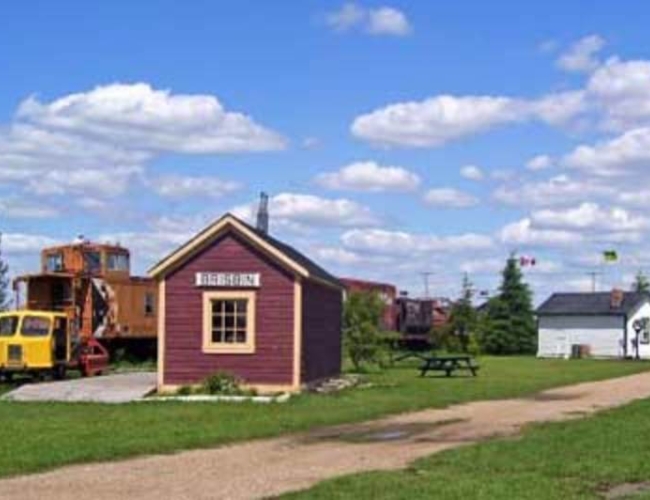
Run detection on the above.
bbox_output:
[195,272,261,288]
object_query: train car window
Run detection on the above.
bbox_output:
[21,316,51,337]
[107,253,130,272]
[46,252,64,272]
[84,251,102,273]
[0,316,18,337]
[144,292,155,315]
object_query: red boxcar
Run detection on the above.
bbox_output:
[340,278,397,331]
[149,213,344,393]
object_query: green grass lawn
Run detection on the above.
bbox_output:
[283,388,650,500]
[0,357,648,479]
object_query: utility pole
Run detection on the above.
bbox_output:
[421,271,434,299]
[586,271,602,293]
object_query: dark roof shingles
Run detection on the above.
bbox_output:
[536,292,650,316]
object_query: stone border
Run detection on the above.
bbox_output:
[146,393,292,404]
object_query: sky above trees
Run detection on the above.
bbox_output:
[1,1,650,303]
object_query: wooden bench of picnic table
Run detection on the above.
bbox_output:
[419,355,480,377]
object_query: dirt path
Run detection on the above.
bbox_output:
[4,371,650,500]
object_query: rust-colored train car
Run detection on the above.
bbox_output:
[340,278,397,331]
[14,240,157,353]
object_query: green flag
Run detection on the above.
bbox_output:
[603,250,618,262]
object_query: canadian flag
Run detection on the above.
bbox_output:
[519,255,537,267]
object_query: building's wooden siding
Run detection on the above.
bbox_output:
[164,232,295,386]
[538,315,625,358]
[301,280,342,383]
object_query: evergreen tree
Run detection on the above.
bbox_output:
[482,254,536,354]
[445,273,478,352]
[0,236,9,311]
[632,270,650,293]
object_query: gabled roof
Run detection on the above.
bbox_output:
[148,213,342,289]
[536,292,650,316]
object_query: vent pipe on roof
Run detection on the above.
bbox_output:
[256,192,269,234]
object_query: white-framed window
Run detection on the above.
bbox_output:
[202,291,256,354]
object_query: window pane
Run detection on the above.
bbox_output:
[0,316,18,337]
[236,315,246,329]
[235,300,247,313]
[225,301,235,314]
[213,301,225,314]
[46,253,64,272]
[21,316,51,337]
[225,315,235,328]
[84,251,102,273]
[224,329,235,343]
[212,330,222,343]
[235,331,246,343]
[107,253,130,271]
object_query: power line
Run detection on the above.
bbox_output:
[585,271,603,293]
[420,272,434,299]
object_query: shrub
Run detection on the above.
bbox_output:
[176,385,194,396]
[343,291,387,371]
[202,371,244,395]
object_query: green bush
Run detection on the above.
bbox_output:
[343,291,387,371]
[176,385,194,396]
[202,371,245,395]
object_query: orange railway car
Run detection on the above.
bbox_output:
[14,240,157,355]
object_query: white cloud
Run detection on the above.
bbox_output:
[18,83,286,153]
[1,233,60,255]
[316,161,420,192]
[500,218,583,247]
[531,202,648,233]
[367,7,411,36]
[232,192,380,231]
[351,91,585,147]
[493,174,613,207]
[460,164,484,181]
[309,246,364,266]
[0,83,285,201]
[423,188,478,208]
[351,95,524,147]
[0,198,59,219]
[587,58,650,131]
[526,154,553,171]
[562,126,650,176]
[341,228,493,256]
[556,35,606,73]
[150,175,241,199]
[325,3,411,36]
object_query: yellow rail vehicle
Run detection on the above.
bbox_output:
[0,311,108,381]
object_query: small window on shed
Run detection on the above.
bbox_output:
[202,291,256,354]
[144,292,155,316]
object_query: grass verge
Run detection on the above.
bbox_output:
[0,357,648,479]
[283,390,650,499]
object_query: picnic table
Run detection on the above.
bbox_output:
[419,354,480,377]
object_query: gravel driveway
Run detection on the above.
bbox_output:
[3,371,650,499]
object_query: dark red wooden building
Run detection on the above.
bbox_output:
[149,213,344,393]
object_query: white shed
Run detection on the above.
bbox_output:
[536,290,650,359]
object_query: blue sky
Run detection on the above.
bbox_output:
[2,1,650,302]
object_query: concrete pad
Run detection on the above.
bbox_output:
[1,372,156,403]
